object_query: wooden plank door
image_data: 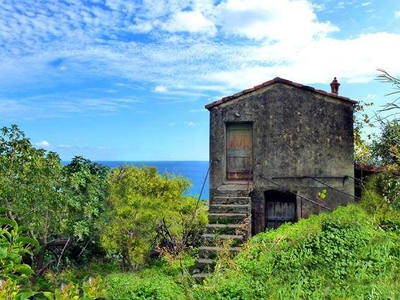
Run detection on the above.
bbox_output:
[226,123,253,181]
[265,191,296,229]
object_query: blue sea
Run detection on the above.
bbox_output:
[96,161,210,200]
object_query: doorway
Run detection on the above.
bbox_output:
[265,190,297,229]
[226,123,253,181]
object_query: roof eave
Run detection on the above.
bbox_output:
[205,77,358,110]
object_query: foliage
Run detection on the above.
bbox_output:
[0,212,39,299]
[105,269,185,300]
[362,173,400,212]
[370,120,400,170]
[61,156,110,241]
[354,100,375,166]
[355,101,400,215]
[0,278,38,300]
[55,156,110,270]
[361,172,400,238]
[354,70,400,167]
[195,205,400,299]
[0,125,63,244]
[0,125,110,273]
[100,165,207,269]
[42,276,106,300]
[98,205,400,299]
[0,213,39,282]
[0,212,106,299]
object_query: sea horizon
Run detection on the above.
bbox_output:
[62,160,210,200]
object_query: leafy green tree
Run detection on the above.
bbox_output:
[0,125,110,273]
[355,69,400,167]
[358,71,400,225]
[100,165,207,270]
[0,125,65,271]
[370,120,400,170]
[58,156,110,267]
[354,100,375,166]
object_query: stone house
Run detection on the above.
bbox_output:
[206,77,357,235]
[194,77,358,278]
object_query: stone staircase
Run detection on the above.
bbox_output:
[193,185,252,280]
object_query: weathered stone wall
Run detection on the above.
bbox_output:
[208,83,355,235]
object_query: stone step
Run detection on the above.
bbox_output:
[198,246,241,259]
[206,223,244,234]
[212,196,251,205]
[192,272,209,282]
[202,233,245,247]
[208,213,249,224]
[215,184,253,197]
[209,204,250,214]
[206,223,248,235]
[195,258,214,270]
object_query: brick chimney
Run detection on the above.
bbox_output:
[330,77,340,94]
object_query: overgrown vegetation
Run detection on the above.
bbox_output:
[196,205,400,299]
[100,165,207,270]
[0,124,207,297]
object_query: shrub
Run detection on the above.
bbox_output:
[105,270,185,300]
[100,165,207,270]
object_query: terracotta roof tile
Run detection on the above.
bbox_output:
[205,77,358,110]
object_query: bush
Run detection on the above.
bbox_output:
[100,165,207,270]
[105,270,185,300]
[0,213,106,299]
[361,172,400,234]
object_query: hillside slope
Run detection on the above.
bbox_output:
[198,205,400,299]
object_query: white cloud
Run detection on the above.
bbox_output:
[36,140,50,147]
[1,0,400,117]
[396,11,400,18]
[206,32,400,89]
[215,0,338,43]
[154,85,168,93]
[361,2,372,7]
[162,11,216,35]
[184,121,197,127]
[0,99,43,120]
[57,144,72,148]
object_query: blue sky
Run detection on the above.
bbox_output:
[1,0,400,161]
